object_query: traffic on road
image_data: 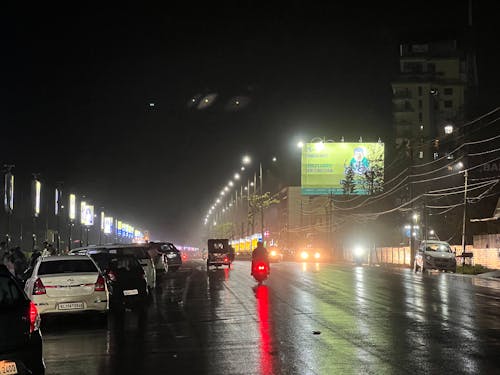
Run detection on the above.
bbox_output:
[2,240,500,374]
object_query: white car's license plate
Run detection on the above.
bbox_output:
[58,302,84,310]
[123,289,139,296]
[0,360,18,375]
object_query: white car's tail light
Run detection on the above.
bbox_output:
[33,278,46,295]
[94,275,106,292]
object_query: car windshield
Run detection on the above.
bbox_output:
[424,243,452,253]
[109,247,150,259]
[38,260,98,275]
[0,275,23,307]
[160,243,178,252]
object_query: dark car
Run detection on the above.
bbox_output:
[85,252,148,309]
[0,265,44,375]
[149,242,182,272]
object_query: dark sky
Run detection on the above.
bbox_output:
[1,1,498,244]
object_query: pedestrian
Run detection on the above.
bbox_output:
[9,247,28,280]
[41,241,50,257]
[30,248,42,268]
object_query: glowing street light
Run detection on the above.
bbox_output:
[242,155,251,165]
[234,173,240,180]
[444,124,454,135]
[297,141,304,149]
[272,156,277,162]
[228,181,234,187]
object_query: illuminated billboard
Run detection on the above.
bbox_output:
[4,172,14,213]
[104,217,113,234]
[69,194,76,220]
[81,202,94,226]
[32,180,41,217]
[301,142,384,195]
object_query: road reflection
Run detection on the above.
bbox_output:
[255,285,273,375]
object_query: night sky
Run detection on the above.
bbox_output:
[1,2,498,244]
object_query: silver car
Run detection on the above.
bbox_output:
[414,240,457,273]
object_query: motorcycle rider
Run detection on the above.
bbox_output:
[251,241,269,275]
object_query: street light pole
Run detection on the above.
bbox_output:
[259,162,264,242]
[461,169,468,255]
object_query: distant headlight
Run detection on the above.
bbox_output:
[353,246,364,257]
[314,252,321,259]
[300,251,309,259]
[166,253,177,258]
[270,250,277,257]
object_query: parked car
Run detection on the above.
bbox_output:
[84,252,148,309]
[70,244,156,290]
[148,242,182,272]
[24,256,109,318]
[414,240,457,273]
[0,265,44,375]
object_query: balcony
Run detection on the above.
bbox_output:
[393,102,415,113]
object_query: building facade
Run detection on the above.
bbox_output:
[392,40,468,162]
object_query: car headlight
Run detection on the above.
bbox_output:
[314,252,320,259]
[270,250,277,257]
[300,251,309,259]
[166,253,176,258]
[353,246,364,257]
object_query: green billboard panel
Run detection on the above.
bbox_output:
[301,142,384,195]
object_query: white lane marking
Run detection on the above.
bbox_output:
[475,293,500,301]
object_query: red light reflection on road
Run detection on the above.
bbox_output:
[256,285,273,375]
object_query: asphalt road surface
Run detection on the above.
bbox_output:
[42,260,500,374]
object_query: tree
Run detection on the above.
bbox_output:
[341,167,356,195]
[361,163,384,195]
[248,192,280,237]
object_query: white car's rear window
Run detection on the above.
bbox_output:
[38,260,97,275]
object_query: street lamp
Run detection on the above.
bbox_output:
[234,173,240,180]
[297,141,304,149]
[444,124,454,135]
[242,155,251,165]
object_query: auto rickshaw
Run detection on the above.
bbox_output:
[206,239,232,269]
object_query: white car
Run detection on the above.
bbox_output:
[24,255,109,316]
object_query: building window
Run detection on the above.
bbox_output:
[418,112,423,122]
[444,100,453,108]
[403,62,423,73]
[419,151,424,159]
[418,87,422,96]
[433,152,439,160]
[418,100,422,109]
[444,87,453,95]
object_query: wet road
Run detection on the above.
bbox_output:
[42,260,500,374]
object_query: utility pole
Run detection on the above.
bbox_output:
[260,162,264,242]
[461,169,468,255]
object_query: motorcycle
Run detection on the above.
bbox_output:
[251,261,269,283]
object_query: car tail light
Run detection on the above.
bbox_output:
[33,278,46,295]
[107,270,117,282]
[95,275,106,292]
[28,301,40,333]
[258,265,265,271]
[224,257,229,263]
